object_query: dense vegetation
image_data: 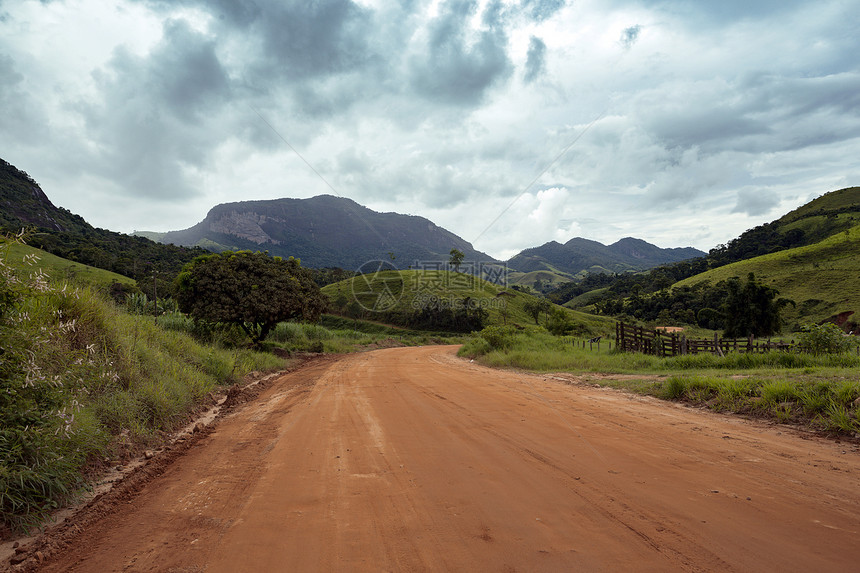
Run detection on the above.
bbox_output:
[0,158,207,299]
[322,269,614,336]
[589,273,794,337]
[175,251,327,347]
[0,236,283,530]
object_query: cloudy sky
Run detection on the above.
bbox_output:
[2,0,859,260]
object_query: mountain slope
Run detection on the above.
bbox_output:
[675,224,860,329]
[708,186,860,266]
[157,195,497,271]
[0,159,90,234]
[0,157,205,295]
[507,236,704,277]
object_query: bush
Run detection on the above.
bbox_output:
[480,325,518,351]
[797,323,858,355]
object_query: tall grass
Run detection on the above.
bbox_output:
[461,326,860,435]
[0,238,282,530]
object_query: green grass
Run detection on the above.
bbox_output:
[674,224,860,327]
[321,269,615,336]
[0,239,283,531]
[460,327,860,436]
[2,242,136,289]
[507,269,574,288]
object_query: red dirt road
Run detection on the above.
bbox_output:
[22,346,860,571]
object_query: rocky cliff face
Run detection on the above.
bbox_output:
[208,211,280,245]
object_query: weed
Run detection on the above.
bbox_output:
[759,380,799,406]
[661,376,687,399]
[0,235,282,530]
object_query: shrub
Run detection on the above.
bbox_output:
[797,323,858,355]
[661,376,687,399]
[479,325,518,351]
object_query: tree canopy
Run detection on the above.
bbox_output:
[174,251,327,346]
[721,273,793,338]
[449,248,465,272]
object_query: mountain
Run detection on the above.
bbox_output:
[155,195,498,271]
[0,159,90,234]
[0,157,205,296]
[507,236,705,277]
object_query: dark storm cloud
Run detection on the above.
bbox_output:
[139,0,389,120]
[409,0,513,106]
[523,36,546,84]
[134,0,261,27]
[150,19,231,119]
[143,0,375,81]
[251,0,373,80]
[77,19,232,199]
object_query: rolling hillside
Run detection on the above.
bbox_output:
[708,186,860,267]
[321,269,614,335]
[1,241,136,290]
[675,224,860,329]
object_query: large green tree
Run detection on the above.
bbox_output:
[449,248,465,272]
[721,273,793,338]
[174,251,327,347]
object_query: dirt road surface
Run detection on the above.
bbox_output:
[17,346,860,572]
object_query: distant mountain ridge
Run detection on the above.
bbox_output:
[507,236,705,277]
[156,195,497,271]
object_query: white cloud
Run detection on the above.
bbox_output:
[0,0,858,260]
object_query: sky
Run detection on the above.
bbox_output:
[2,0,859,261]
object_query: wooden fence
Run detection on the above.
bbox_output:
[615,322,793,357]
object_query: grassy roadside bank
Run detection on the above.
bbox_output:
[459,327,860,436]
[0,240,284,532]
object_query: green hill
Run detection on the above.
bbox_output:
[708,187,860,266]
[507,269,575,290]
[1,157,208,298]
[321,269,613,335]
[676,224,860,329]
[1,241,136,290]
